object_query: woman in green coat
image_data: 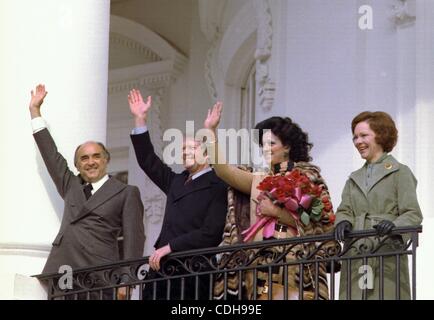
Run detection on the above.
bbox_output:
[334,111,423,300]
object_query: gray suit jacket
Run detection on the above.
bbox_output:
[34,129,145,274]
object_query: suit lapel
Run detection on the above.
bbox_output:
[173,171,213,202]
[71,177,126,224]
[63,178,87,221]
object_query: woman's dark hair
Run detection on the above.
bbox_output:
[254,117,313,162]
[351,111,398,153]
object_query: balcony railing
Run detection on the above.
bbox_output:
[35,225,422,300]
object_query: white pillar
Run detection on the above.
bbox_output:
[0,0,110,299]
[414,0,434,300]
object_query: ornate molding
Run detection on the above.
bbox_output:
[110,15,186,61]
[254,0,272,61]
[149,87,165,158]
[110,32,162,63]
[392,0,416,27]
[198,0,227,42]
[143,194,165,224]
[108,56,187,95]
[254,0,275,111]
[216,2,257,86]
[257,80,276,112]
[204,28,221,101]
[171,53,189,78]
[108,73,174,94]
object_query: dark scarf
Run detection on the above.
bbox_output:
[272,160,294,175]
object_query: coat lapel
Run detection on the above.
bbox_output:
[349,154,399,197]
[172,171,214,202]
[366,155,399,194]
[64,178,88,221]
[71,177,126,224]
[349,166,367,197]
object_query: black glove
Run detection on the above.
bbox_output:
[334,220,352,241]
[373,220,395,236]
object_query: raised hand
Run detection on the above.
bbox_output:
[29,84,48,118]
[128,89,152,125]
[204,101,223,131]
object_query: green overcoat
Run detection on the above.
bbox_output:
[335,154,423,300]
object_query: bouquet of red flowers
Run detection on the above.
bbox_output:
[242,170,334,242]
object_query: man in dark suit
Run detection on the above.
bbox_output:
[29,85,145,299]
[127,89,228,300]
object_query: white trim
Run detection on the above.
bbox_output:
[110,15,186,61]
[0,243,51,258]
[108,60,184,94]
[198,0,227,42]
[110,32,161,63]
[217,2,257,86]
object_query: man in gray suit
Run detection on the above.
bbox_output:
[29,84,145,299]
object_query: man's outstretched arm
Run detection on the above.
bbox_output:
[128,89,176,194]
[30,84,75,198]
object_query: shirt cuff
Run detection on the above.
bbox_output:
[131,126,148,135]
[31,117,47,133]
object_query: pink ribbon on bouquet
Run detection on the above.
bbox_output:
[282,187,313,221]
[241,188,282,242]
[241,215,276,243]
[241,187,312,242]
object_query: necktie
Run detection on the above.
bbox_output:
[184,175,193,185]
[84,183,93,200]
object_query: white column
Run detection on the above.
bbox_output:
[0,0,110,299]
[414,0,434,300]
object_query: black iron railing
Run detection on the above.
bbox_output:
[35,226,422,300]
